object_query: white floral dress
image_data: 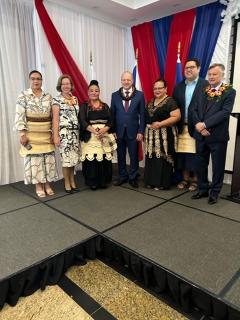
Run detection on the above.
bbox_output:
[52,94,80,167]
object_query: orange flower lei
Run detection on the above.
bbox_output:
[63,95,77,106]
[205,83,231,101]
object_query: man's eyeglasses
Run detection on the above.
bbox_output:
[185,66,197,70]
[30,77,42,81]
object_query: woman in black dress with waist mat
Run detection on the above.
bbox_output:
[144,79,181,190]
[79,80,117,190]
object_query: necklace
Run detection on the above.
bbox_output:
[154,95,168,106]
[88,100,103,111]
[148,95,169,117]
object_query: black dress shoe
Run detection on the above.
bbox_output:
[191,192,208,199]
[129,179,139,188]
[113,178,128,186]
[71,187,80,192]
[208,196,218,205]
[90,186,97,191]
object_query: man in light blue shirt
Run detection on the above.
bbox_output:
[173,59,208,191]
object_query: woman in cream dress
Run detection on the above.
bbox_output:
[15,70,57,197]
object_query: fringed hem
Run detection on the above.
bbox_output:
[80,153,113,162]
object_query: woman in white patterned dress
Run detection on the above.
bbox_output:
[52,75,80,193]
[15,70,57,197]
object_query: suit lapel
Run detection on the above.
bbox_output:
[191,80,201,104]
[180,82,186,106]
[205,99,217,113]
[117,93,125,110]
[128,94,136,111]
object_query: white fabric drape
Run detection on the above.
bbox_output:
[0,0,135,184]
[33,1,132,105]
[209,18,232,81]
[0,0,36,184]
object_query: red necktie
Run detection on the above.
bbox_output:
[124,91,129,112]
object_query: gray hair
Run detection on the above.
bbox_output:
[208,63,225,72]
[121,70,133,79]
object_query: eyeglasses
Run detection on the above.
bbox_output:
[185,66,197,70]
[30,77,42,81]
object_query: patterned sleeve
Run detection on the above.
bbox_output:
[167,97,179,112]
[15,92,27,131]
[52,97,61,107]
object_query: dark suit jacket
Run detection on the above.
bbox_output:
[110,89,145,139]
[172,78,208,134]
[190,87,236,142]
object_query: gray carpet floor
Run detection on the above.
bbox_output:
[1,171,239,311]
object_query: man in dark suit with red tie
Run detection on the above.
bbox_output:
[189,63,236,204]
[111,71,145,188]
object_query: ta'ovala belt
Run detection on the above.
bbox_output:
[26,116,52,122]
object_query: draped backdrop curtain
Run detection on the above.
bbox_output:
[131,1,227,97]
[33,0,127,105]
[0,0,36,184]
[164,9,195,95]
[152,15,173,77]
[188,1,226,78]
[131,23,160,102]
[35,0,88,104]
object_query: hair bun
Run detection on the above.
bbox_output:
[89,80,99,86]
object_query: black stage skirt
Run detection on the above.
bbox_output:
[82,155,112,187]
[144,155,173,189]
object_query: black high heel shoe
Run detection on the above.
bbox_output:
[65,188,72,194]
[71,187,80,192]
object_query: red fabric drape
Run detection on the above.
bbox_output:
[131,23,160,102]
[35,0,88,104]
[164,9,195,95]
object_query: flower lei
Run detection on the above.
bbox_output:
[63,95,77,106]
[205,83,231,101]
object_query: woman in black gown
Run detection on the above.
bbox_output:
[79,80,116,190]
[144,79,181,190]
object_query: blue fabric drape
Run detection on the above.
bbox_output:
[152,15,173,77]
[176,61,183,84]
[188,1,226,78]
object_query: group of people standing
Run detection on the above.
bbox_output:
[15,59,236,204]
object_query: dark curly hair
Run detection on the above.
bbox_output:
[88,80,99,89]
